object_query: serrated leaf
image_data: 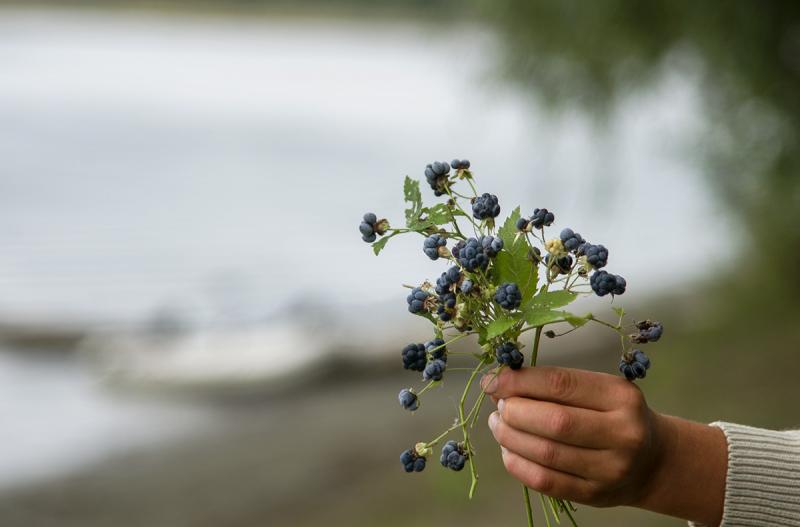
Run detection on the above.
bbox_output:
[523,309,569,327]
[403,176,424,229]
[485,314,521,340]
[565,313,591,328]
[523,290,577,311]
[492,207,538,301]
[424,203,454,225]
[371,233,396,255]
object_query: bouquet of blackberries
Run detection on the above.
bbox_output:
[359,160,664,526]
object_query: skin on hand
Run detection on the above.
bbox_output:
[481,366,727,526]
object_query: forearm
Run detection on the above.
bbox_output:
[635,414,727,526]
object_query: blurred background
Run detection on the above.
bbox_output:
[0,1,798,525]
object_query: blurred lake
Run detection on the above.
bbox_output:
[0,5,739,497]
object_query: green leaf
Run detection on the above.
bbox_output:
[371,233,396,255]
[424,203,454,226]
[403,176,424,229]
[485,314,521,340]
[565,313,591,328]
[524,290,577,311]
[523,309,569,327]
[493,207,538,301]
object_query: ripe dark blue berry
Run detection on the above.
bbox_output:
[425,338,448,362]
[580,243,609,269]
[460,279,474,294]
[632,320,664,343]
[546,254,573,274]
[424,161,451,196]
[560,228,585,253]
[440,440,468,471]
[400,449,426,473]
[452,237,490,271]
[496,341,524,370]
[423,234,447,260]
[407,287,430,313]
[516,217,530,231]
[530,208,555,229]
[451,159,471,170]
[398,389,419,411]
[402,343,427,371]
[471,193,501,220]
[619,349,650,380]
[423,358,447,381]
[436,292,457,321]
[435,266,461,295]
[495,282,522,310]
[359,212,378,243]
[479,235,504,257]
[590,271,627,297]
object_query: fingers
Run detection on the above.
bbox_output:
[489,411,608,479]
[500,447,598,504]
[481,366,628,411]
[497,397,617,448]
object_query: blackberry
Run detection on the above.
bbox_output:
[451,159,471,170]
[424,161,451,196]
[546,253,573,274]
[460,279,474,294]
[398,389,419,411]
[471,193,501,220]
[402,343,427,371]
[423,359,447,381]
[560,228,585,253]
[400,449,427,473]
[530,208,555,229]
[496,341,524,370]
[495,282,522,310]
[590,271,627,297]
[619,349,651,381]
[359,212,378,243]
[423,234,447,261]
[436,292,457,321]
[527,246,543,264]
[440,440,468,471]
[407,287,430,313]
[453,237,489,271]
[581,243,609,269]
[425,338,448,362]
[516,217,530,232]
[631,320,664,343]
[434,266,461,295]
[479,235,504,257]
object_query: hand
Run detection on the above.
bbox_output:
[481,366,727,525]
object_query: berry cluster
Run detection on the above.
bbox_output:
[619,350,651,380]
[495,283,522,310]
[423,234,448,260]
[359,159,663,523]
[631,320,664,343]
[424,161,451,196]
[400,448,427,473]
[495,341,524,370]
[440,441,468,471]
[472,193,501,220]
[590,270,627,297]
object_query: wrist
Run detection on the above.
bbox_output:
[634,414,727,526]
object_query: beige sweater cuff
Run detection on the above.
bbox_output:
[689,421,800,527]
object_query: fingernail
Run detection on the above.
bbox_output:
[488,411,500,430]
[481,373,499,394]
[497,398,505,413]
[500,446,508,456]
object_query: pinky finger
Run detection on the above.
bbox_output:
[500,447,600,505]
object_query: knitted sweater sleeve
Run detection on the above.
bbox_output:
[689,421,800,527]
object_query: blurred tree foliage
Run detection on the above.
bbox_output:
[478,0,800,307]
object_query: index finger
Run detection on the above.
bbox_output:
[480,366,627,411]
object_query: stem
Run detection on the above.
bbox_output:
[540,493,553,527]
[523,486,535,527]
[530,326,543,367]
[459,361,483,499]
